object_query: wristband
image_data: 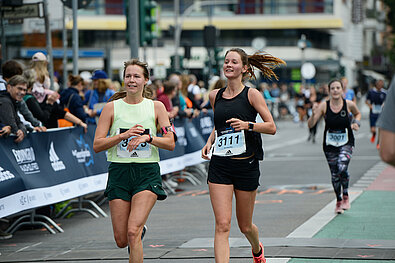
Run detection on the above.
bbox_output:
[352,119,361,127]
[147,134,153,143]
[248,122,254,131]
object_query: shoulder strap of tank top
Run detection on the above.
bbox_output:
[214,87,226,105]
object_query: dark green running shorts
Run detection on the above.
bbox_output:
[105,162,167,201]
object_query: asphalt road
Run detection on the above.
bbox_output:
[0,116,382,263]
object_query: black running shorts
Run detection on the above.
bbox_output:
[208,155,260,191]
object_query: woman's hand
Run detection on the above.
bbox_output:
[226,118,248,131]
[351,123,360,131]
[201,142,212,160]
[119,124,145,140]
[127,134,149,152]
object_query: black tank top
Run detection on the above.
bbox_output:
[323,99,354,151]
[213,86,263,160]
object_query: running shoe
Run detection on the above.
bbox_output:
[335,201,343,214]
[341,195,350,210]
[141,225,147,240]
[370,134,376,143]
[252,242,266,263]
[376,144,380,150]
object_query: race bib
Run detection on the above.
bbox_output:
[326,128,348,147]
[213,128,246,157]
[372,103,382,114]
[117,128,152,158]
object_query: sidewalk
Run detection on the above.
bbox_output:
[286,163,395,262]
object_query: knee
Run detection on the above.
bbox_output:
[127,226,142,243]
[113,233,128,248]
[215,220,231,234]
[239,223,253,235]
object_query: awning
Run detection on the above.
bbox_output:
[362,70,386,80]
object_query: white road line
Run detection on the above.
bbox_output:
[287,161,386,239]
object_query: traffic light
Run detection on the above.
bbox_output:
[170,55,183,71]
[139,0,158,46]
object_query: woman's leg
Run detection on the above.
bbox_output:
[324,151,342,201]
[128,190,158,263]
[337,145,353,197]
[109,199,131,248]
[209,182,234,263]
[234,189,261,255]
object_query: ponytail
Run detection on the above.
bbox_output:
[247,52,286,80]
[109,91,127,102]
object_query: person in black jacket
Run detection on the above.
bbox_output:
[0,75,27,142]
[60,74,91,122]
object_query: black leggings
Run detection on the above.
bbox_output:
[324,145,353,201]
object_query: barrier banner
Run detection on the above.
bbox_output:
[158,117,206,174]
[0,115,210,218]
[192,110,214,142]
[0,125,108,218]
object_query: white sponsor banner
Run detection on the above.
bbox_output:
[0,173,107,218]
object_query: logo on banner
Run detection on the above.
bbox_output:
[72,135,94,166]
[12,147,40,174]
[49,142,66,171]
[174,126,187,146]
[0,166,15,182]
[200,116,214,134]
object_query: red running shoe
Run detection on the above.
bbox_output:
[252,242,266,263]
[341,195,350,210]
[370,134,376,143]
[335,201,344,214]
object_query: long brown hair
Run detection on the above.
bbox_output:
[225,48,286,81]
[109,59,150,101]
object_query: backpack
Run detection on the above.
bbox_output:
[58,93,75,127]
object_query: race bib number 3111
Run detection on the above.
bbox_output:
[213,128,246,157]
[117,128,152,158]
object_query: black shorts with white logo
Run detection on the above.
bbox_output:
[208,155,260,191]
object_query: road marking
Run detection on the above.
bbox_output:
[287,161,387,238]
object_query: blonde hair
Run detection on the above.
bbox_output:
[30,60,49,84]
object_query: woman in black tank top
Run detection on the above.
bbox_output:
[201,48,285,263]
[308,79,361,214]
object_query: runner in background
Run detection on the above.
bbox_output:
[365,79,386,148]
[201,48,285,263]
[308,79,361,214]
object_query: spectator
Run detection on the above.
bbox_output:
[0,123,12,137]
[0,75,27,143]
[60,75,90,123]
[187,74,202,104]
[28,81,87,131]
[83,70,115,124]
[341,77,356,103]
[0,60,23,91]
[29,52,55,91]
[157,81,178,119]
[1,60,45,132]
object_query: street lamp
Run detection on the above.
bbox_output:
[297,34,307,88]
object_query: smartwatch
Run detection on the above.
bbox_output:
[248,122,254,131]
